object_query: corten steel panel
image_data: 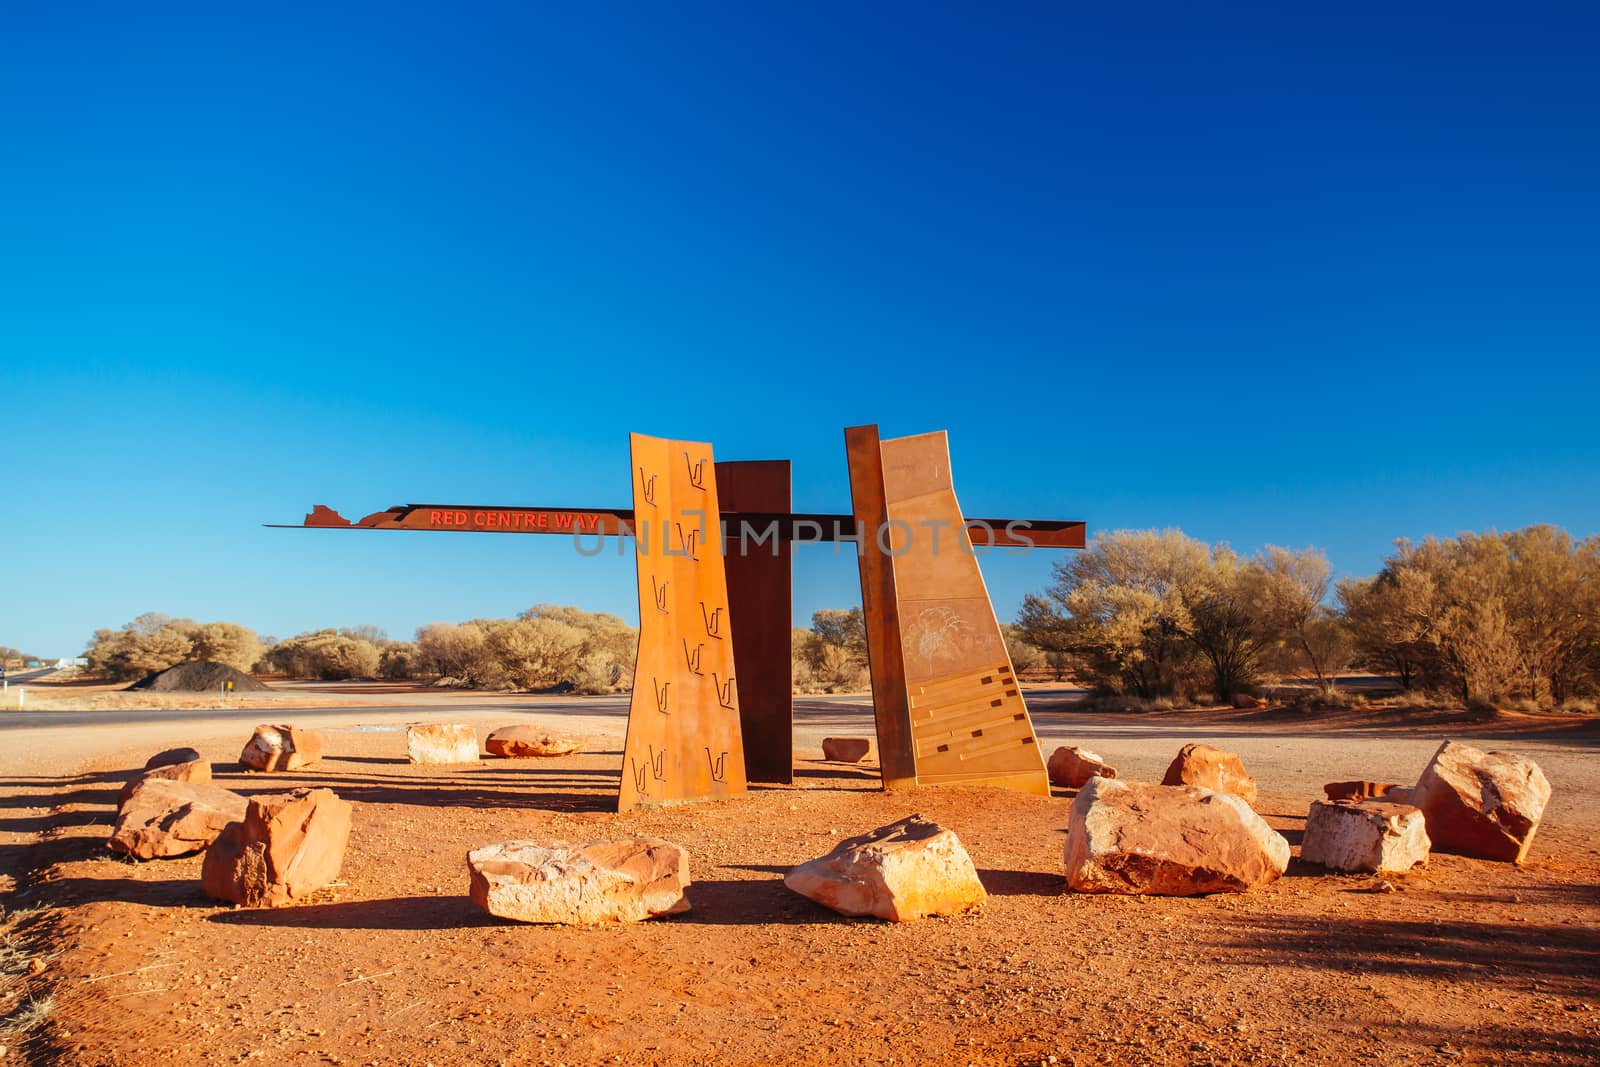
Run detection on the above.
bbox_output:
[844,425,918,790]
[847,425,1051,797]
[716,459,794,785]
[617,434,749,812]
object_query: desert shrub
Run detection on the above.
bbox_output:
[1075,693,1176,714]
[378,641,420,680]
[1341,527,1600,706]
[1016,530,1337,702]
[414,607,638,693]
[265,630,382,680]
[85,614,263,681]
[792,612,870,693]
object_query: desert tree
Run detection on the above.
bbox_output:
[1016,529,1214,700]
[1249,546,1349,694]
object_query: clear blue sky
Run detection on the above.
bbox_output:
[3,4,1597,657]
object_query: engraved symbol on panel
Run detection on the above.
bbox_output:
[673,521,700,561]
[639,467,658,507]
[650,745,667,782]
[631,758,649,793]
[684,452,707,490]
[653,679,670,715]
[706,748,728,783]
[683,639,705,676]
[714,672,737,710]
[701,602,724,640]
[652,577,669,615]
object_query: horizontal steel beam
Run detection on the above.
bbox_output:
[270,504,1086,549]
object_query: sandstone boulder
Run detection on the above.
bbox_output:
[1302,799,1430,873]
[1161,743,1259,806]
[467,838,691,924]
[118,757,212,810]
[485,726,580,758]
[821,737,873,763]
[145,747,203,769]
[1064,777,1290,895]
[202,788,352,907]
[1047,745,1117,789]
[407,723,480,765]
[784,815,986,922]
[109,778,248,860]
[239,724,325,772]
[1323,780,1408,803]
[1410,741,1550,863]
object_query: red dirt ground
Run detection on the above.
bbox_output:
[1,700,1597,1066]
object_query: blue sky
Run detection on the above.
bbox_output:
[3,4,1597,656]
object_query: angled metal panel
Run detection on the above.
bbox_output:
[617,434,748,812]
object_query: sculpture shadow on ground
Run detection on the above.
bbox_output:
[208,894,498,931]
[206,770,620,814]
[1210,907,1600,997]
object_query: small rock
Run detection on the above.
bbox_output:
[1046,745,1117,789]
[201,788,352,907]
[109,778,249,860]
[407,723,480,765]
[1161,743,1259,806]
[239,724,326,772]
[144,747,203,770]
[1064,778,1289,895]
[118,758,212,810]
[1410,740,1550,863]
[467,838,691,924]
[1230,693,1262,709]
[821,737,873,763]
[485,726,579,758]
[784,814,986,921]
[1323,780,1407,803]
[1302,799,1430,873]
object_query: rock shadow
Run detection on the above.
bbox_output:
[976,868,1063,897]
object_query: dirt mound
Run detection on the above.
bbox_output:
[127,662,269,693]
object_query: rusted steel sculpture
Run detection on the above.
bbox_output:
[845,425,1051,796]
[616,433,747,811]
[276,428,1082,804]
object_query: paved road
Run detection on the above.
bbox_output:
[1,666,57,686]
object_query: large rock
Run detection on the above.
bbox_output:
[239,725,326,772]
[1047,745,1117,789]
[485,726,580,758]
[1410,741,1550,863]
[202,788,352,907]
[784,815,986,922]
[467,838,691,924]
[821,737,873,763]
[109,778,248,860]
[1161,743,1259,806]
[1302,799,1431,873]
[118,757,212,810]
[1064,777,1290,895]
[407,723,480,765]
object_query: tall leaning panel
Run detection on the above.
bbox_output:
[617,433,749,812]
[845,425,1051,796]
